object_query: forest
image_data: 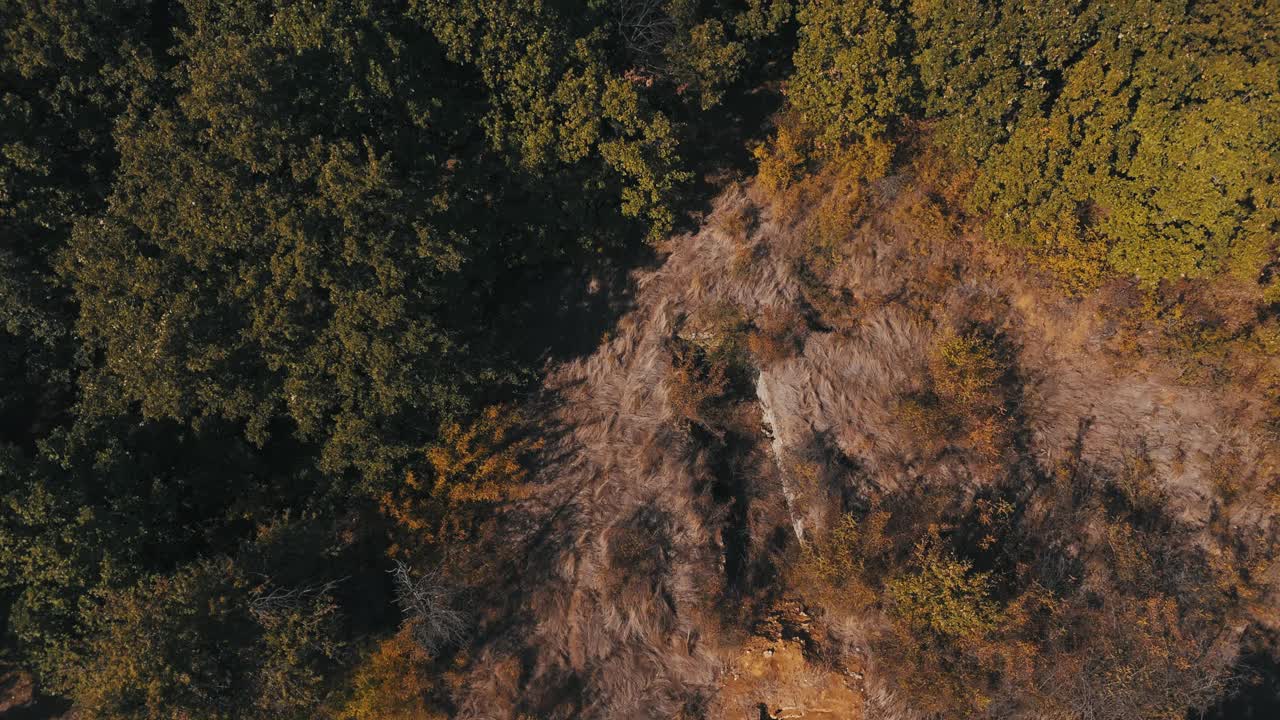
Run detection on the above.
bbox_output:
[2,1,1278,718]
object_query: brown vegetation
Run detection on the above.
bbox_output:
[438,129,1280,718]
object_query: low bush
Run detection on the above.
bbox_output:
[747,307,807,366]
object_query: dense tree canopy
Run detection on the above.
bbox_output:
[958,0,1280,282]
[0,0,789,711]
[769,0,1279,285]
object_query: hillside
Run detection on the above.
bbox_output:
[449,154,1280,717]
[2,2,1278,719]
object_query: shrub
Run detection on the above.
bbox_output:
[667,303,754,432]
[747,307,807,366]
[713,198,758,244]
[607,507,676,600]
[754,113,813,197]
[339,626,445,720]
[1108,446,1168,524]
[1026,207,1113,295]
[898,330,1010,464]
[380,405,540,552]
[885,532,998,641]
[930,332,1000,408]
[799,513,862,588]
[667,347,733,432]
[390,562,466,655]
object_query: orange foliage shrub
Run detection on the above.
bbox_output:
[339,625,445,720]
[667,303,753,433]
[380,405,541,554]
[667,349,732,432]
[1026,208,1113,296]
[753,112,813,199]
[899,330,1010,465]
[747,306,807,366]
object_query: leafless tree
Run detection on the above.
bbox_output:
[614,0,675,70]
[248,577,344,622]
[391,560,467,654]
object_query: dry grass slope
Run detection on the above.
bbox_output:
[451,148,1280,719]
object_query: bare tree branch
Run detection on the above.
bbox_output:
[614,0,675,71]
[248,576,345,622]
[391,561,467,654]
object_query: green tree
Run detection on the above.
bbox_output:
[0,414,316,681]
[915,0,1280,284]
[62,557,342,720]
[0,0,156,444]
[910,0,1100,160]
[788,0,914,155]
[664,18,746,111]
[415,0,699,240]
[62,1,513,484]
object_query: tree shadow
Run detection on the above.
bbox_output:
[0,669,71,720]
[1195,650,1280,720]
